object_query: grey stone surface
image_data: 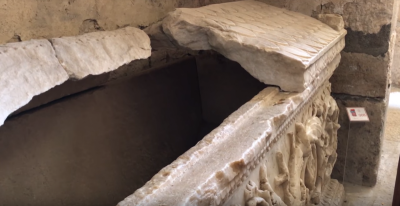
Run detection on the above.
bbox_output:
[330,51,390,98]
[332,94,388,187]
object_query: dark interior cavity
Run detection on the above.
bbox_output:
[0,54,266,206]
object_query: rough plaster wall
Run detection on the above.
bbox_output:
[0,0,243,44]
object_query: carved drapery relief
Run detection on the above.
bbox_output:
[242,86,340,206]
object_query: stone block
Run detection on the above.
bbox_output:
[161,1,346,92]
[0,39,69,126]
[332,94,388,186]
[51,27,151,79]
[344,24,391,57]
[316,14,345,31]
[330,51,390,98]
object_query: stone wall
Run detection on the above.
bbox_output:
[260,0,398,186]
[392,4,400,86]
[0,0,244,44]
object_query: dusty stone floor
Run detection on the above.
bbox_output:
[343,86,400,206]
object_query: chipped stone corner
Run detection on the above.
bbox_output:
[316,14,344,31]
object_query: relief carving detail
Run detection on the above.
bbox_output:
[243,87,340,206]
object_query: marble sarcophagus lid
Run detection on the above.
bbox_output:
[119,1,346,206]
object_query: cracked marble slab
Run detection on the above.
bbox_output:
[161,1,346,92]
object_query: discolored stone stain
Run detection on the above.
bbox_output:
[344,24,391,57]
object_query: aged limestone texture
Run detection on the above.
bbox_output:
[0,27,151,127]
[161,1,346,92]
[0,40,69,126]
[52,27,151,79]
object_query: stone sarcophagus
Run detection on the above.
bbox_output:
[118,1,346,206]
[0,1,346,206]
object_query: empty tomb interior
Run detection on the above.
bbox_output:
[0,54,267,206]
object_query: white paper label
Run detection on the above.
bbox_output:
[346,107,370,122]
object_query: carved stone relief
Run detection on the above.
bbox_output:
[238,85,341,206]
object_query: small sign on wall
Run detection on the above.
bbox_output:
[346,107,370,122]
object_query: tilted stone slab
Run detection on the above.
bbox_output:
[0,40,69,126]
[162,1,346,92]
[52,27,151,79]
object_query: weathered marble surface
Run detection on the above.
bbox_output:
[118,52,342,205]
[0,40,69,126]
[161,1,346,92]
[52,27,151,79]
[0,27,152,127]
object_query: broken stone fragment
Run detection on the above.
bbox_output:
[161,1,346,92]
[0,39,69,126]
[51,27,152,79]
[316,14,345,31]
